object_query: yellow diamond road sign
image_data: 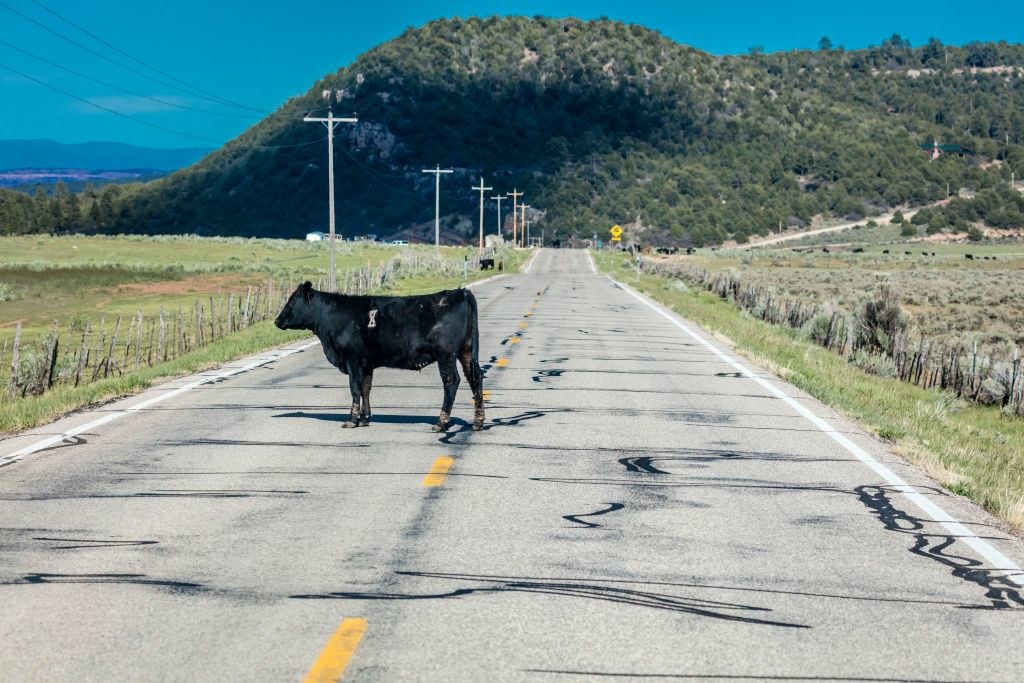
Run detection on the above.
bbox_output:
[610,225,622,238]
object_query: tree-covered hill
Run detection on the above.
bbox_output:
[4,17,1024,244]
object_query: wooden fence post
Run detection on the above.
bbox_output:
[8,322,21,399]
[41,322,59,391]
[104,316,121,378]
[134,310,144,370]
[157,309,166,363]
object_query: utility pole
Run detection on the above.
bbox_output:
[422,165,453,255]
[490,193,504,244]
[507,188,522,247]
[472,177,492,253]
[524,219,532,246]
[520,204,530,248]
[304,100,357,292]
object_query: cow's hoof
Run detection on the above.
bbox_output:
[358,418,370,427]
[472,421,484,431]
[432,422,449,433]
[343,420,359,429]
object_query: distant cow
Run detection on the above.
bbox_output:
[480,258,495,270]
[275,283,484,432]
[966,254,974,260]
[852,247,864,253]
[882,249,890,254]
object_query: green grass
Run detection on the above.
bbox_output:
[599,252,1024,531]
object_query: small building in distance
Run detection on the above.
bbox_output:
[305,231,325,241]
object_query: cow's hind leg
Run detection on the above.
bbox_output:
[433,355,460,432]
[359,370,373,427]
[459,349,485,431]
[343,369,362,429]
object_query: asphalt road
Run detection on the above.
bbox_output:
[2,248,1023,682]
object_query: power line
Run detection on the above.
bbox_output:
[0,38,255,120]
[336,146,418,195]
[0,0,262,113]
[0,61,326,150]
[27,0,266,114]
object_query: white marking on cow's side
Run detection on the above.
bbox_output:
[368,309,378,328]
[585,250,597,274]
[522,249,541,274]
[611,276,1024,586]
[0,340,320,469]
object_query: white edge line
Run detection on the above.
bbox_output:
[465,273,508,289]
[609,275,1024,585]
[522,248,540,274]
[585,249,597,274]
[0,339,320,468]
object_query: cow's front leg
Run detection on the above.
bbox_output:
[433,355,460,432]
[343,369,362,429]
[358,370,373,427]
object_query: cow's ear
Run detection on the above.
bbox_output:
[302,281,313,302]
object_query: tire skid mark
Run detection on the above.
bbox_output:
[32,537,159,550]
[563,502,625,528]
[619,456,668,475]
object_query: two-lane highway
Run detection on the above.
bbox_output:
[2,249,1023,681]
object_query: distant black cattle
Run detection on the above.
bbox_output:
[552,239,561,249]
[480,258,495,270]
[882,249,890,254]
[904,251,912,255]
[822,247,830,253]
[275,283,484,432]
[852,247,865,253]
[966,254,974,260]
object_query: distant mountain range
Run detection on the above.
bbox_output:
[0,139,212,172]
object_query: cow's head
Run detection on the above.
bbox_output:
[275,281,316,330]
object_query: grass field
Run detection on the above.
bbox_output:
[598,251,1024,532]
[665,243,1024,353]
[0,234,528,434]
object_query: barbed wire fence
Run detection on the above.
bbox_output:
[639,256,1022,415]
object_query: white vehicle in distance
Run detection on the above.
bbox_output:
[390,239,409,245]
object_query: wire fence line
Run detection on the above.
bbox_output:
[1,249,486,402]
[639,256,1023,415]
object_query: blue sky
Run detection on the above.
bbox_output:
[1,0,1020,148]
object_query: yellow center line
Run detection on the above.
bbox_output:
[496,357,509,368]
[422,456,455,487]
[519,322,528,329]
[303,617,367,683]
[509,337,520,344]
[482,390,490,400]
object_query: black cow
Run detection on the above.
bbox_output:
[480,258,495,270]
[274,282,484,432]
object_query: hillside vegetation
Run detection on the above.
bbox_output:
[2,18,1024,244]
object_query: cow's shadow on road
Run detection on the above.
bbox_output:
[273,410,471,429]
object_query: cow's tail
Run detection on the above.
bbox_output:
[465,289,480,371]
[464,288,484,427]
